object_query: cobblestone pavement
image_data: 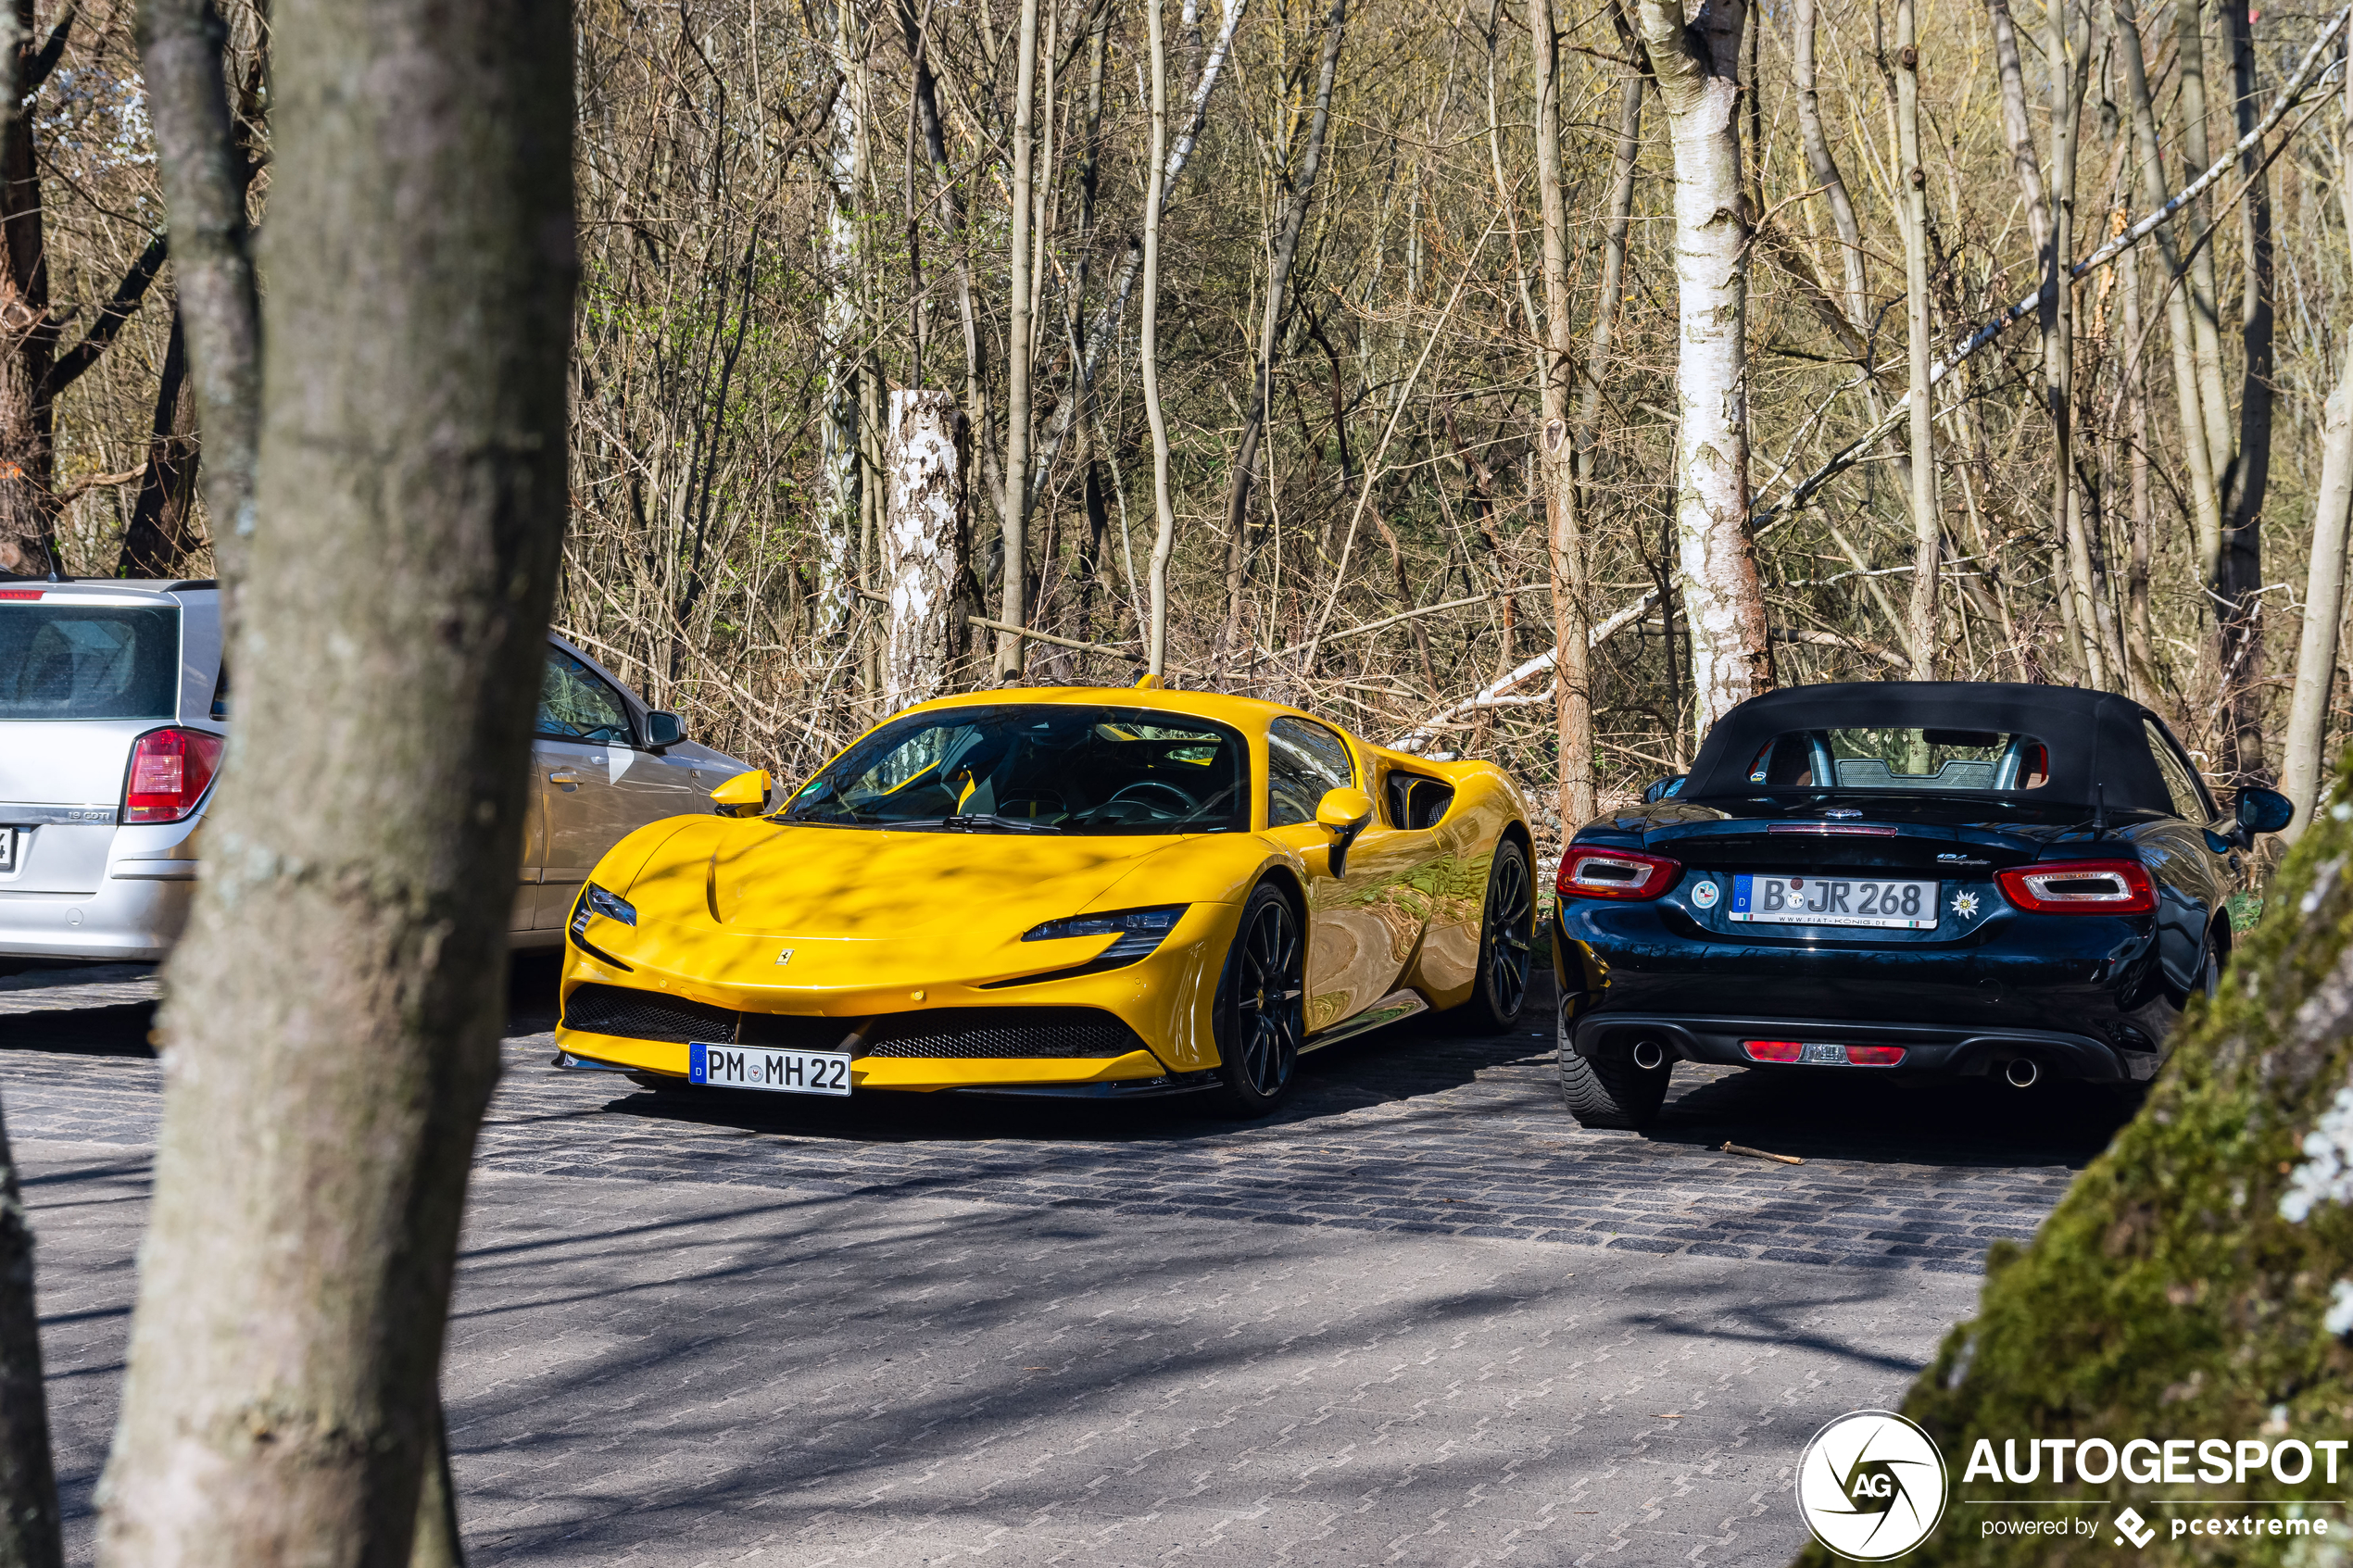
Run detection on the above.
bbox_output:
[11,960,2128,1565]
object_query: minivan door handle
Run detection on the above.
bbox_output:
[547,770,581,786]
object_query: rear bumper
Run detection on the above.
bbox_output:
[1567,1010,2135,1082]
[0,874,192,960]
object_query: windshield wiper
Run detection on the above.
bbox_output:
[875,813,1063,834]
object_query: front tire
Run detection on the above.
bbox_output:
[1212,884,1306,1117]
[1559,1037,1670,1129]
[1453,837,1535,1033]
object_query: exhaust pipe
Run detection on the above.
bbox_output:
[2004,1057,2041,1089]
[1631,1040,1667,1071]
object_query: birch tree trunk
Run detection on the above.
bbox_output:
[816,0,863,634]
[1530,0,1592,828]
[94,0,575,1554]
[137,0,261,596]
[1634,0,1770,727]
[1142,0,1176,679]
[1895,0,1940,677]
[884,390,965,709]
[994,0,1041,681]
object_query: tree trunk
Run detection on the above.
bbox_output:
[883,390,965,709]
[1795,0,1866,330]
[816,1,863,634]
[2121,245,2161,704]
[94,0,575,1551]
[2182,0,2236,516]
[1895,0,1939,678]
[993,0,1041,680]
[2217,0,2274,783]
[1142,0,1176,679]
[137,0,260,599]
[1217,0,1346,666]
[1530,0,1592,829]
[116,308,202,580]
[0,0,54,578]
[1573,69,1641,493]
[1634,0,1770,727]
[0,1098,60,1568]
[2048,0,2104,688]
[1871,747,2353,1565]
[2117,0,2225,587]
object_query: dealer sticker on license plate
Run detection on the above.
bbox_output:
[1730,875,1940,930]
[688,1040,852,1097]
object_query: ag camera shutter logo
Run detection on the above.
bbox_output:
[1795,1411,1948,1560]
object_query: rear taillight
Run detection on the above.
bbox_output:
[1995,859,2156,914]
[0,589,38,601]
[123,726,224,823]
[1558,847,1681,900]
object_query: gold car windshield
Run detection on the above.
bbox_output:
[783,706,1251,834]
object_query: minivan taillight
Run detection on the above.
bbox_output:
[124,726,224,823]
[1995,859,2157,914]
[1558,847,1681,900]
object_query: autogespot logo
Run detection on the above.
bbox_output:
[1796,1411,1949,1561]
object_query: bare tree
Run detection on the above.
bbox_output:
[95,0,575,1559]
[884,389,966,707]
[995,0,1042,679]
[1530,0,1592,825]
[1894,0,1939,677]
[1634,0,1769,725]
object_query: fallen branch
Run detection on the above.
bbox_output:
[1722,1141,1805,1165]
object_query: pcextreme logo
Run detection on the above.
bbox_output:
[1796,1411,1949,1561]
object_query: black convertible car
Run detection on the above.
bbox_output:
[1551,683,2293,1128]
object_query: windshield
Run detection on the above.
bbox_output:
[1742,727,2050,793]
[784,705,1251,834]
[0,604,180,721]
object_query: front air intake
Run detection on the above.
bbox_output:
[862,1008,1147,1060]
[562,983,740,1044]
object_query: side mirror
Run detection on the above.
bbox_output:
[1642,775,1686,805]
[1315,786,1376,878]
[644,710,686,750]
[710,769,771,818]
[2235,785,2294,841]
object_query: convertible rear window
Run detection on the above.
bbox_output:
[784,705,1250,834]
[0,604,180,721]
[1743,728,2050,792]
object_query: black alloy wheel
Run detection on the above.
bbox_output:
[1214,884,1305,1116]
[1453,837,1534,1032]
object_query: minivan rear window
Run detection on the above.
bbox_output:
[0,604,180,720]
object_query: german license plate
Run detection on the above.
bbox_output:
[688,1040,851,1096]
[0,829,14,873]
[1730,875,1939,930]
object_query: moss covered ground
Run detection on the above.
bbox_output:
[1794,759,2353,1564]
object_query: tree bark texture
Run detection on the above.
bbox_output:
[1795,0,1867,331]
[1573,70,1641,492]
[2217,0,2273,782]
[1142,0,1176,679]
[1895,0,1939,678]
[2180,0,2237,509]
[1831,746,2353,1565]
[116,308,201,580]
[816,1,864,633]
[137,0,260,596]
[1530,0,1592,829]
[94,0,575,1551]
[2048,0,2105,689]
[993,0,1041,680]
[883,390,965,709]
[1634,0,1770,728]
[0,0,47,577]
[0,1099,60,1568]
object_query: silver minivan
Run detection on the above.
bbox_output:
[0,578,751,960]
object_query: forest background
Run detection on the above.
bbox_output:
[5,0,2351,847]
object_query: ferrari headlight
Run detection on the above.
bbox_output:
[573,883,637,935]
[1022,904,1186,960]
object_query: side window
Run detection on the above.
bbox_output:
[2145,721,2211,822]
[1265,717,1355,827]
[538,649,635,745]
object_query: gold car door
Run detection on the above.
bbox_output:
[1265,717,1428,1035]
[531,649,644,927]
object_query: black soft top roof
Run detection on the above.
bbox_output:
[1681,682,2187,813]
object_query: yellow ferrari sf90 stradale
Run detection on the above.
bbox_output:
[550,684,1533,1114]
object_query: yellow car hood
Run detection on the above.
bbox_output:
[599,818,1213,999]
